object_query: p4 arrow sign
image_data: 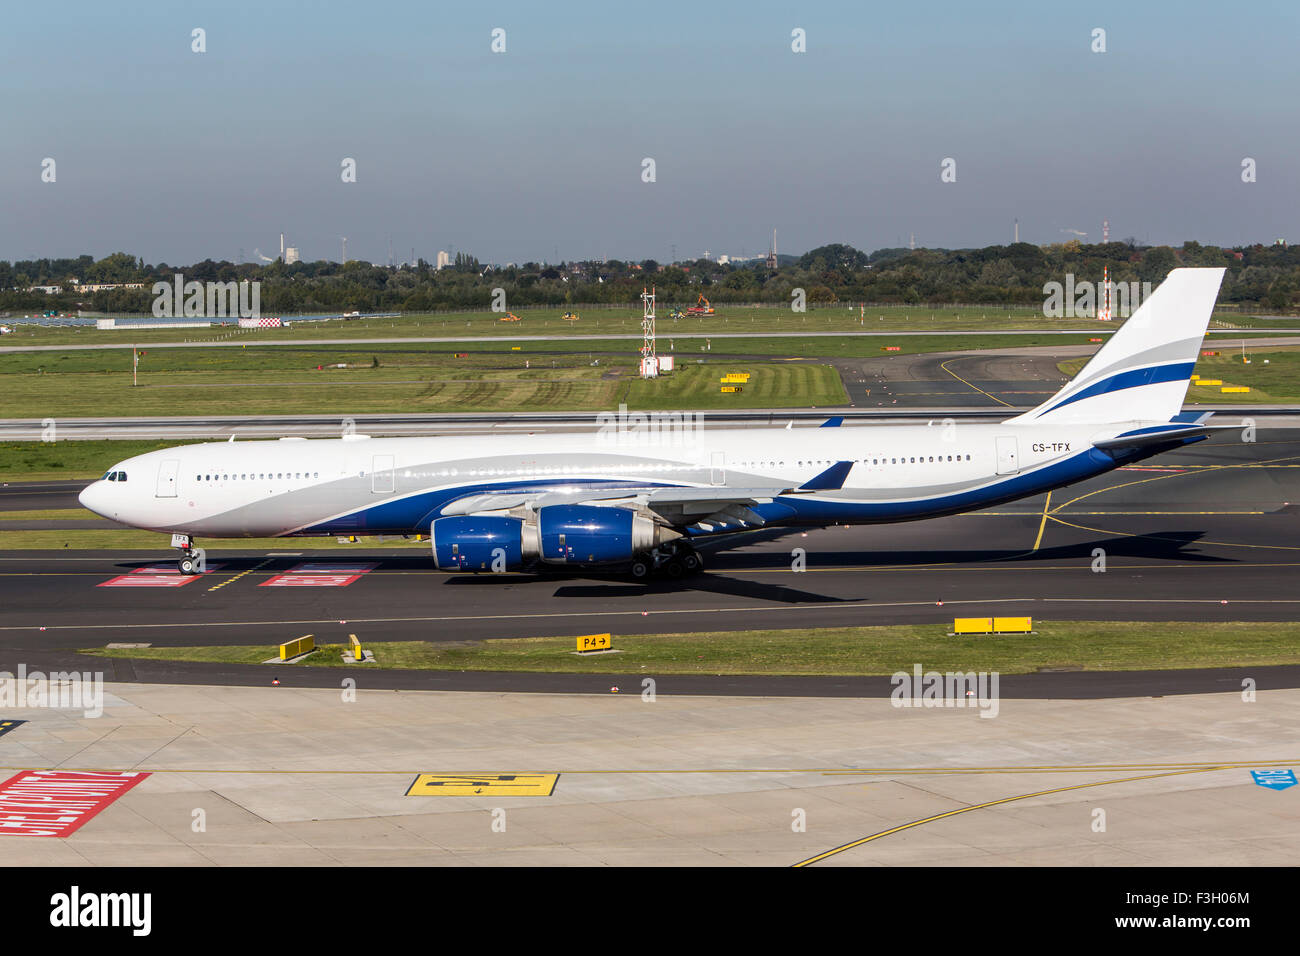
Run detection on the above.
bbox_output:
[1250,769,1296,791]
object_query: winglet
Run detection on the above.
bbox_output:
[819,416,844,428]
[799,460,854,490]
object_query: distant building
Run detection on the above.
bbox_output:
[72,282,146,293]
[436,250,451,270]
[285,247,301,264]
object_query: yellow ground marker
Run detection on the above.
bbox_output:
[406,773,559,796]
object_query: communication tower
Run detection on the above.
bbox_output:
[1098,265,1112,321]
[640,286,658,378]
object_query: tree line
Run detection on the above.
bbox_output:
[3,239,1298,315]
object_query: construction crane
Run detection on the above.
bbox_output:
[686,293,714,316]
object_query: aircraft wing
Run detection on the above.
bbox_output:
[439,461,856,534]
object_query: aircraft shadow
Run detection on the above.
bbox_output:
[700,527,1233,568]
[549,574,857,604]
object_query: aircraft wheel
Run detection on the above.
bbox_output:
[178,555,197,575]
[680,551,703,574]
[629,558,651,581]
[663,559,684,579]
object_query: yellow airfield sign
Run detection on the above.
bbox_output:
[406,773,560,797]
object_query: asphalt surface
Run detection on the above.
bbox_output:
[1,428,1298,696]
[836,346,1077,409]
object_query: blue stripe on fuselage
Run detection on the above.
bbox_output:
[298,447,1139,537]
[296,477,675,535]
[755,446,1121,527]
[1034,362,1195,417]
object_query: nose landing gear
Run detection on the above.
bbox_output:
[172,534,205,575]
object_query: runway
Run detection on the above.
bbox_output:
[1,428,1298,695]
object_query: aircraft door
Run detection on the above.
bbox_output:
[995,436,1020,475]
[155,459,179,498]
[710,451,725,485]
[371,454,396,494]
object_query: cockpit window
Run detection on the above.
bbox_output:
[117,471,127,482]
[101,471,113,480]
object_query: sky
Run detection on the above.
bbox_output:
[2,0,1298,266]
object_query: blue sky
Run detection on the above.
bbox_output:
[2,0,1297,264]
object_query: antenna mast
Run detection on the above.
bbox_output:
[640,286,658,378]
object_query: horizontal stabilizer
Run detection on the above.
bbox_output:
[1092,423,1228,450]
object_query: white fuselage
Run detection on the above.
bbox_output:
[79,420,1137,540]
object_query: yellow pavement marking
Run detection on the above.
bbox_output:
[1050,453,1300,513]
[207,558,272,592]
[974,511,1264,516]
[938,359,1014,407]
[1047,514,1300,552]
[0,759,1290,777]
[1032,492,1052,551]
[406,772,559,796]
[792,766,1228,867]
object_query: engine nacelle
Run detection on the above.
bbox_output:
[431,515,538,571]
[537,504,666,564]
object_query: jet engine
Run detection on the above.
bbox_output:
[430,515,539,571]
[431,505,677,570]
[537,504,675,564]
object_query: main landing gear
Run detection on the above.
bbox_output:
[629,542,704,581]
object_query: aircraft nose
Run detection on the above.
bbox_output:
[78,481,110,518]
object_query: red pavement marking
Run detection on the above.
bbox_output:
[98,565,224,588]
[0,770,151,838]
[260,562,379,588]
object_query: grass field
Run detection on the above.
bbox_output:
[1,304,1151,348]
[80,620,1300,675]
[0,439,192,481]
[0,331,1125,420]
[0,353,844,418]
[1059,345,1300,404]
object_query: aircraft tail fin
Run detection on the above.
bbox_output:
[1005,267,1226,425]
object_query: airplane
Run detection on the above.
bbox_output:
[80,268,1228,580]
